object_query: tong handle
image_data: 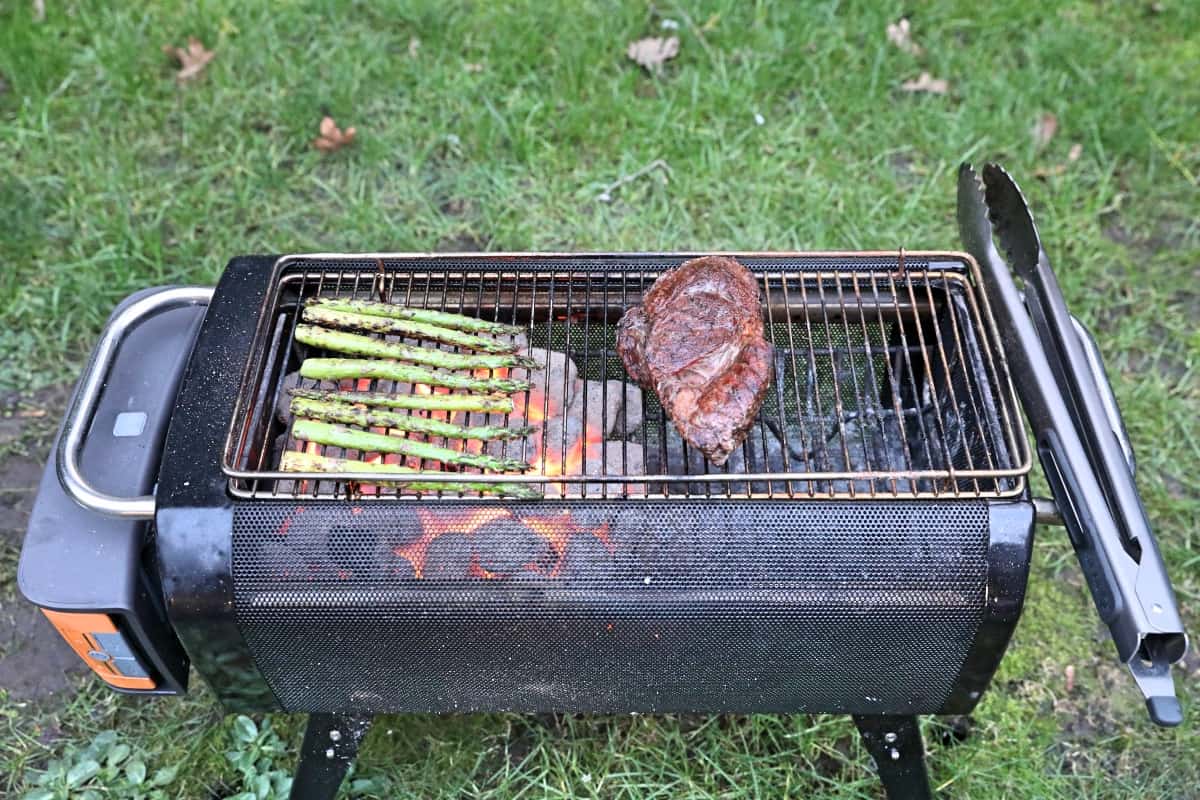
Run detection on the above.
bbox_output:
[961,164,1187,726]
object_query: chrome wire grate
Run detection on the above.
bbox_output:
[224,253,1030,500]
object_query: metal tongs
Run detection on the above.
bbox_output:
[958,163,1188,726]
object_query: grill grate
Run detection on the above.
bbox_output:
[224,253,1029,500]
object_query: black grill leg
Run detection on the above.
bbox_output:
[289,713,373,800]
[852,715,932,800]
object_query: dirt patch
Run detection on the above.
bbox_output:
[0,383,86,703]
[1100,210,1193,259]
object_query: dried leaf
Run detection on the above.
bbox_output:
[1032,112,1058,150]
[463,62,484,73]
[408,36,421,58]
[626,36,680,73]
[313,115,357,152]
[900,72,949,95]
[1068,142,1083,161]
[1033,164,1067,179]
[886,18,923,56]
[32,0,45,23]
[162,37,215,83]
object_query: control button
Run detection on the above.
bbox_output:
[41,610,157,691]
[112,411,147,437]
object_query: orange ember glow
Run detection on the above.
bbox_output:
[511,386,604,495]
[520,511,614,576]
[392,507,611,579]
[395,507,511,577]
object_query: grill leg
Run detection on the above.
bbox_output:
[289,713,373,800]
[852,715,932,800]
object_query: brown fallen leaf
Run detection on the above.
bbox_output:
[1034,144,1084,179]
[1032,112,1058,150]
[886,18,923,56]
[1033,164,1067,179]
[313,116,357,152]
[626,36,680,73]
[900,72,949,95]
[162,37,216,83]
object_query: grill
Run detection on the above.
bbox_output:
[19,164,1188,800]
[224,253,1029,501]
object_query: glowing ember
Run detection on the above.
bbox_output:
[389,507,611,579]
[520,511,613,576]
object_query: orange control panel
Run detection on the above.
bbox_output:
[41,610,156,691]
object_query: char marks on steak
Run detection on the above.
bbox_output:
[616,256,773,465]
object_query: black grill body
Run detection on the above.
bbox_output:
[155,256,1034,716]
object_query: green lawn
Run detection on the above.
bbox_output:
[2,0,1197,798]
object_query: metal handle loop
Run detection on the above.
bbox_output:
[56,286,213,519]
[1070,315,1136,476]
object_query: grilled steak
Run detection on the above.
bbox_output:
[616,256,773,465]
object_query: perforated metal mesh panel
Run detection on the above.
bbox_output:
[232,501,989,713]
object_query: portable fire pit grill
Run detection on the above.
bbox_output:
[19,165,1187,799]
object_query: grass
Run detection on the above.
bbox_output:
[1,0,1198,797]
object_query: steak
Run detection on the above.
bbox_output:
[616,256,774,465]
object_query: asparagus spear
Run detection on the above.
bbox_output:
[289,387,515,415]
[300,359,530,394]
[307,297,523,336]
[292,419,531,472]
[290,396,532,441]
[303,306,518,354]
[295,325,536,370]
[280,451,542,499]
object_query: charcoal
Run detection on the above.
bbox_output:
[423,533,472,579]
[384,554,417,580]
[636,418,789,496]
[472,520,547,575]
[380,514,424,548]
[575,380,643,437]
[582,442,644,497]
[559,535,614,579]
[259,540,312,580]
[521,347,581,418]
[326,525,378,570]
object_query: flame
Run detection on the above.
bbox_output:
[521,512,614,575]
[468,559,501,579]
[510,386,605,496]
[395,507,512,577]
[389,507,614,580]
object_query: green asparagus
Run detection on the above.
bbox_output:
[290,396,532,441]
[289,387,515,415]
[303,305,518,354]
[280,451,542,499]
[295,325,536,370]
[292,419,531,472]
[307,297,523,336]
[299,358,530,394]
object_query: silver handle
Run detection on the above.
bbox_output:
[1032,316,1134,529]
[1070,314,1136,476]
[57,286,213,519]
